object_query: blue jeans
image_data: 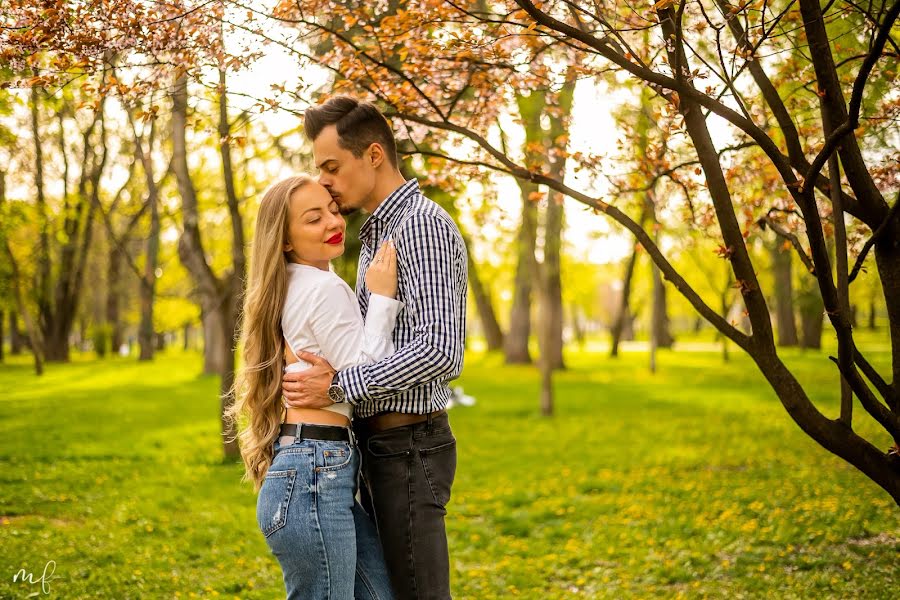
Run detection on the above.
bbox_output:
[257,436,394,600]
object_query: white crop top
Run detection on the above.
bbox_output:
[281,262,402,419]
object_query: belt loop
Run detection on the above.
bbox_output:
[426,410,434,432]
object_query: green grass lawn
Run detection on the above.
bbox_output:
[1,333,898,599]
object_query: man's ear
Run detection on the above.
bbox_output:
[368,142,386,169]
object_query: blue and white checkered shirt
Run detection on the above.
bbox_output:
[336,179,468,417]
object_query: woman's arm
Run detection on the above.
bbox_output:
[305,278,402,372]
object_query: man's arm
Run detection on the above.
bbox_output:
[337,212,466,405]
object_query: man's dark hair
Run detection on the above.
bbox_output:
[304,96,399,168]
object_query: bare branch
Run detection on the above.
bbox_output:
[386,109,753,351]
[758,214,817,274]
[802,0,900,193]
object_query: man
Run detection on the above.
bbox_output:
[282,96,467,600]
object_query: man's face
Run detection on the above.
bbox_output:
[312,125,377,215]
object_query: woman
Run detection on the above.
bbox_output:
[229,174,399,599]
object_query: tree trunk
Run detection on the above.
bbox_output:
[172,68,244,459]
[650,259,674,349]
[79,317,87,351]
[43,328,70,362]
[538,193,565,369]
[800,297,825,350]
[504,91,548,365]
[4,284,44,376]
[201,305,229,373]
[771,241,799,346]
[14,292,43,376]
[535,72,574,372]
[720,269,734,363]
[10,311,22,354]
[571,303,585,348]
[466,248,504,351]
[217,65,246,461]
[173,74,230,376]
[868,298,877,330]
[34,83,106,364]
[218,294,240,459]
[504,194,537,364]
[539,352,554,417]
[133,114,161,362]
[611,243,640,357]
[873,222,900,395]
[1,178,43,375]
[137,248,157,362]
[31,86,53,364]
[647,191,674,350]
[798,277,825,350]
[106,249,123,353]
[756,351,900,505]
[31,86,51,341]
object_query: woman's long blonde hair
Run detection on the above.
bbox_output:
[227,174,314,491]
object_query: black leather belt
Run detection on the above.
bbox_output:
[279,423,352,442]
[356,409,446,434]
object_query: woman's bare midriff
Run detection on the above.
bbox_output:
[284,407,351,428]
[282,343,349,427]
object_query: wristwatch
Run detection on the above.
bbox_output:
[327,371,346,404]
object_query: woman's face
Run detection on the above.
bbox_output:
[283,182,346,269]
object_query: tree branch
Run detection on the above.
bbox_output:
[758,214,816,274]
[386,109,753,351]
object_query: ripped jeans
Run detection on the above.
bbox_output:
[257,437,394,600]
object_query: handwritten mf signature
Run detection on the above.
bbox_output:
[13,561,57,595]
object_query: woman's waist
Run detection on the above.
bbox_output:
[284,406,351,427]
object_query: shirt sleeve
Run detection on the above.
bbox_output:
[337,213,466,405]
[307,276,403,377]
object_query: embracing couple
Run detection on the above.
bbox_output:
[229,97,467,600]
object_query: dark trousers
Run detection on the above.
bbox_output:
[355,412,457,600]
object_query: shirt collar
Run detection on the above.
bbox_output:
[360,179,418,248]
[372,178,418,224]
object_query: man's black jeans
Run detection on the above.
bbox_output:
[355,412,457,600]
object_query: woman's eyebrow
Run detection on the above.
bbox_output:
[301,207,322,215]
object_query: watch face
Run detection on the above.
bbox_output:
[328,385,345,403]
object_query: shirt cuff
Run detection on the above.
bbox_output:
[337,364,373,406]
[364,294,403,337]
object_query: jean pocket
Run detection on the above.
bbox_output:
[419,438,457,507]
[367,432,413,459]
[257,469,296,537]
[316,442,353,472]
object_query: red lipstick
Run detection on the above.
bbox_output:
[326,232,344,245]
